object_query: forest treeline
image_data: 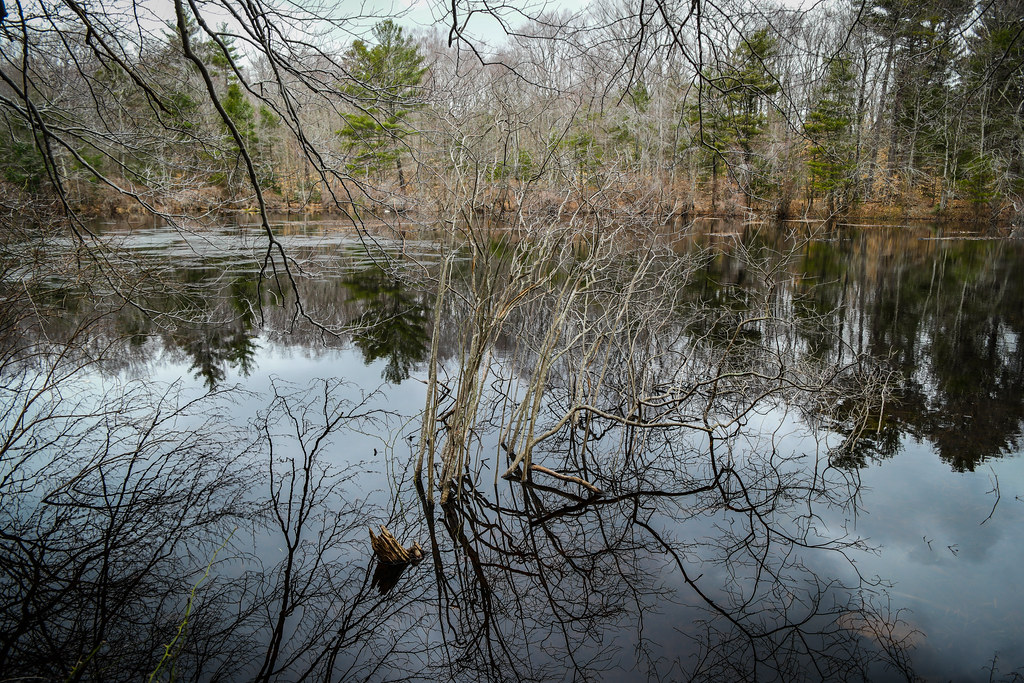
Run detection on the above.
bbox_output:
[1,0,1022,225]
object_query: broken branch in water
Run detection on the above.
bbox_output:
[527,464,603,495]
[500,441,602,494]
[369,526,424,565]
[980,468,1000,526]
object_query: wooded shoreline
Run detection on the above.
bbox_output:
[52,182,1017,227]
[2,2,1021,233]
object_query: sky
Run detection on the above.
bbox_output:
[129,0,557,55]
[129,0,818,63]
[383,0,593,48]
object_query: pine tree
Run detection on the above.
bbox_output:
[338,21,428,191]
[805,55,858,215]
[958,0,1024,215]
[862,0,971,196]
[696,28,780,206]
[0,115,46,192]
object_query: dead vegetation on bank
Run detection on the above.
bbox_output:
[33,176,1016,228]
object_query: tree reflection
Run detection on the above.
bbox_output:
[343,265,431,383]
[22,220,1024,471]
[0,346,429,680]
[6,219,1024,681]
[414,461,918,682]
[401,221,920,681]
[176,323,260,388]
[788,231,1024,471]
[0,365,252,679]
[8,227,440,388]
[0,346,934,683]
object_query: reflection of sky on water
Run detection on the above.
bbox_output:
[850,442,1024,682]
[144,337,428,471]
[618,397,1024,681]
[9,219,1024,680]
[127,229,1024,680]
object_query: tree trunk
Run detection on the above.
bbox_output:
[396,155,407,193]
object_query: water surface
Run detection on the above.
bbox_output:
[1,216,1022,681]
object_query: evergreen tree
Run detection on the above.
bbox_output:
[805,55,858,215]
[214,82,258,190]
[959,0,1024,214]
[338,21,428,191]
[0,115,46,192]
[862,0,971,194]
[161,12,262,193]
[719,29,780,162]
[695,28,780,206]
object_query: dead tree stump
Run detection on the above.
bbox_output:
[369,526,424,565]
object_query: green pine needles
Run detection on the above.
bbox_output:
[338,21,428,191]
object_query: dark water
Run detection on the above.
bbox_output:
[1,217,1022,681]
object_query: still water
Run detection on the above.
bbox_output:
[1,216,1022,681]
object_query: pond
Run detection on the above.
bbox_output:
[1,216,1022,682]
